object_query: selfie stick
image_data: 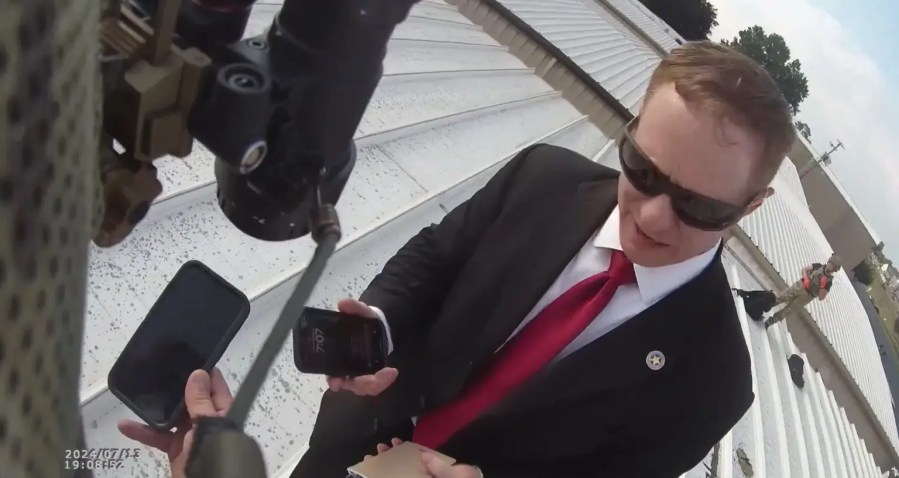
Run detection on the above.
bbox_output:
[186,182,342,478]
[174,0,419,473]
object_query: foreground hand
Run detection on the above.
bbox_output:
[325,298,398,396]
[363,437,406,460]
[421,454,483,478]
[366,439,482,477]
[119,368,233,478]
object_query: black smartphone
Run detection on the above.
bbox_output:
[293,307,388,377]
[107,260,250,431]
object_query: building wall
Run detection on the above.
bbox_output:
[820,210,878,271]
[788,135,879,273]
[800,163,877,270]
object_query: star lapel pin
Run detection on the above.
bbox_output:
[646,350,665,371]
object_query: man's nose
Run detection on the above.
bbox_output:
[638,194,678,232]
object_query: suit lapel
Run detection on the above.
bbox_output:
[485,250,727,418]
[468,178,620,372]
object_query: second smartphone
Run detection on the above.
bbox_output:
[293,306,388,377]
[107,261,250,431]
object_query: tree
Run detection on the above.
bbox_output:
[721,26,809,115]
[637,0,718,41]
[854,260,875,286]
[795,121,811,141]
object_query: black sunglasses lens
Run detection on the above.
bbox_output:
[672,194,742,231]
[620,138,661,195]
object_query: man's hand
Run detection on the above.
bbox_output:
[325,298,399,396]
[422,453,483,477]
[367,439,483,478]
[119,368,233,478]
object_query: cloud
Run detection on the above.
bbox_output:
[712,0,899,255]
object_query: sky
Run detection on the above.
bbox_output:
[710,0,899,262]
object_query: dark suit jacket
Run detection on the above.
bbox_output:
[294,144,754,478]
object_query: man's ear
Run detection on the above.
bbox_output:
[743,187,774,215]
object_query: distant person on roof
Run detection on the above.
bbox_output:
[765,254,842,329]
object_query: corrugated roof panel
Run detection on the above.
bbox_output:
[80,2,611,476]
[721,253,791,476]
[497,0,645,46]
[542,117,612,158]
[572,0,654,51]
[495,0,659,111]
[815,369,853,476]
[738,165,899,451]
[677,251,887,476]
[779,154,812,210]
[604,0,682,51]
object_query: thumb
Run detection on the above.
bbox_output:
[337,298,377,318]
[184,370,217,420]
[421,452,455,477]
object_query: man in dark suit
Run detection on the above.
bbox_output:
[293,41,796,478]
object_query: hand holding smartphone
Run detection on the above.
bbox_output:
[293,299,396,394]
[108,261,250,431]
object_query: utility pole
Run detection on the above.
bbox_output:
[800,139,844,179]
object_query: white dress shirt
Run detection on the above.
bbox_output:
[372,206,719,360]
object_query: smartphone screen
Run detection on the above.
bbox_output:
[293,307,387,377]
[108,261,250,430]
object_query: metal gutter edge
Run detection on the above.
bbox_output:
[449,0,634,122]
[731,225,899,466]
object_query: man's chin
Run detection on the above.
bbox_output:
[627,250,674,268]
[622,236,679,268]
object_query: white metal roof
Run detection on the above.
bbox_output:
[602,0,683,51]
[739,163,899,452]
[777,148,814,210]
[495,0,660,112]
[78,0,892,476]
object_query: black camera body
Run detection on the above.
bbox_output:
[135,0,418,240]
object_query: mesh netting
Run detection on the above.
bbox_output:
[0,0,102,476]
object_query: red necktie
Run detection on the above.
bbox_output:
[412,250,637,448]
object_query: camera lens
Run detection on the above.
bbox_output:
[215,143,357,241]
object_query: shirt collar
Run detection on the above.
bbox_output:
[594,206,719,304]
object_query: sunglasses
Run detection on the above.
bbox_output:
[618,117,756,231]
